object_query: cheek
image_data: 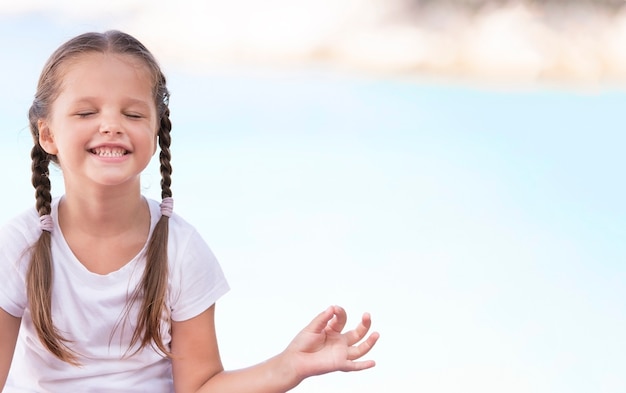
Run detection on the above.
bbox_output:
[153,133,159,154]
[152,116,159,153]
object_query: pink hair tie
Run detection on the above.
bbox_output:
[40,215,53,232]
[160,197,173,218]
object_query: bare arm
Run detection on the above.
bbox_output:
[0,308,20,389]
[171,304,379,393]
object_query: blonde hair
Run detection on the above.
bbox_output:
[27,30,173,364]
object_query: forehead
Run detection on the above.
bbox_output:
[57,52,155,97]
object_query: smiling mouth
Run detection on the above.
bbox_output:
[90,147,128,157]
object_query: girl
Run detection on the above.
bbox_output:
[0,31,378,392]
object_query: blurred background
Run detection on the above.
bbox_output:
[1,1,625,392]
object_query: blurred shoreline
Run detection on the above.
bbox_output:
[2,0,626,88]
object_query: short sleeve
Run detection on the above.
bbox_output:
[0,213,37,318]
[167,224,229,322]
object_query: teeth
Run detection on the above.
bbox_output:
[92,147,127,157]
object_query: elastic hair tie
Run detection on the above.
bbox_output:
[40,215,53,233]
[160,197,173,218]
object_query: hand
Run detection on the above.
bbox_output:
[283,305,379,381]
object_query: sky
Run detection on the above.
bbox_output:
[1,3,625,393]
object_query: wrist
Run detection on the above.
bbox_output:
[271,350,302,391]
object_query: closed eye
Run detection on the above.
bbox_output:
[76,112,95,118]
[125,113,144,119]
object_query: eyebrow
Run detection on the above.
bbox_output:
[71,97,152,108]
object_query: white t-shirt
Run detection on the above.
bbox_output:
[0,197,229,392]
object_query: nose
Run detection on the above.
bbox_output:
[99,114,123,135]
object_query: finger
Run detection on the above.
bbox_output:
[344,312,372,346]
[304,306,335,334]
[326,305,347,333]
[347,331,380,361]
[343,359,377,372]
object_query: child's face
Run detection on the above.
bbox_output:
[38,52,158,191]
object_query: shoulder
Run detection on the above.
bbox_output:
[145,197,215,263]
[145,197,200,243]
[144,198,230,320]
[0,204,41,250]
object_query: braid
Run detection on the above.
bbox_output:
[128,96,173,358]
[30,144,52,216]
[26,138,79,365]
[158,106,173,199]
